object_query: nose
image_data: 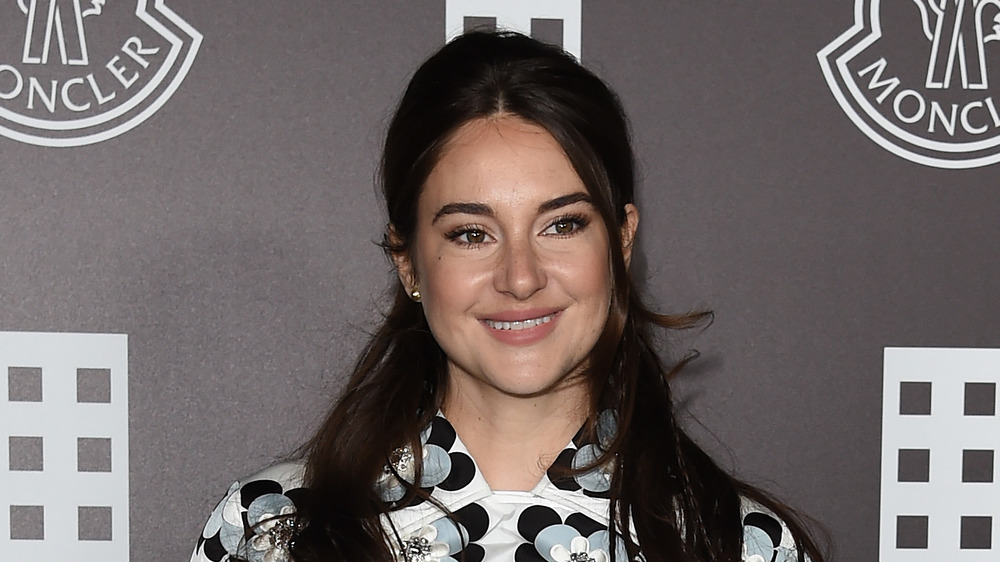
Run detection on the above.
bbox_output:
[494,236,546,299]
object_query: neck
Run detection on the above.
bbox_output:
[442,376,589,492]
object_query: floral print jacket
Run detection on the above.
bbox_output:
[191,414,808,562]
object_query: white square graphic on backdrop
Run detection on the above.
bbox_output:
[881,348,999,561]
[445,0,582,58]
[1,332,129,561]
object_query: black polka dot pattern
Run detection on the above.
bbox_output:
[438,451,476,491]
[190,465,308,562]
[744,512,783,546]
[455,502,490,540]
[546,448,581,491]
[545,436,614,499]
[514,542,548,562]
[239,480,283,508]
[394,415,476,507]
[191,418,806,562]
[517,505,562,542]
[425,416,457,450]
[200,532,227,562]
[512,505,607,560]
[451,502,491,560]
[565,512,604,537]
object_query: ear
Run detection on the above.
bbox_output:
[621,204,639,268]
[387,226,417,292]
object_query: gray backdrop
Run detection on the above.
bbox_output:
[2,1,999,560]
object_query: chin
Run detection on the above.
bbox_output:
[492,369,587,398]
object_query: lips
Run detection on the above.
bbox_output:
[483,314,554,331]
[480,309,561,345]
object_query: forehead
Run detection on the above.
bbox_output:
[420,116,586,209]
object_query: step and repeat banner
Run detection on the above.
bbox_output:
[2,1,998,560]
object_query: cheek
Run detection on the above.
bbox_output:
[420,249,472,287]
[556,243,614,302]
[415,250,487,324]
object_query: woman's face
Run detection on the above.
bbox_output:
[396,116,637,405]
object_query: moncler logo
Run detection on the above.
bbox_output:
[819,1,1000,168]
[0,0,201,147]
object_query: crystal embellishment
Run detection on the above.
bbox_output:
[549,536,609,562]
[390,445,415,476]
[401,535,434,561]
[391,524,454,562]
[266,517,299,551]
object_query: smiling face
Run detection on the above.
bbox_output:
[394,116,638,410]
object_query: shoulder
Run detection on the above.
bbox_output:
[739,497,811,562]
[190,461,307,562]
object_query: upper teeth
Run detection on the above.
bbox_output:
[485,315,553,331]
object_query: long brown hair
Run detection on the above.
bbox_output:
[288,31,827,562]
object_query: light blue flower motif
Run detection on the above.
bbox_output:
[202,481,239,540]
[535,525,626,562]
[377,425,452,502]
[774,545,799,562]
[241,493,298,562]
[210,482,247,554]
[743,521,774,562]
[583,529,629,561]
[392,518,468,562]
[571,410,617,492]
[743,520,800,562]
[596,410,617,448]
[551,535,608,562]
[536,525,586,562]
[572,444,613,492]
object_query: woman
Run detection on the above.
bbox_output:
[191,31,826,562]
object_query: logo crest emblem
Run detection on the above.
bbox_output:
[0,0,201,147]
[819,0,1000,168]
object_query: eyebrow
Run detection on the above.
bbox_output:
[537,192,592,214]
[431,192,594,224]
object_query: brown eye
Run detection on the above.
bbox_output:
[450,228,489,245]
[464,230,486,243]
[543,215,589,237]
[446,225,492,246]
[553,220,574,234]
